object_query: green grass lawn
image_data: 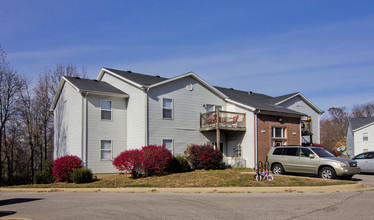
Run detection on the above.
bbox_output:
[5,168,353,188]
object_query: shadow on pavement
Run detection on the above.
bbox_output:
[0,211,17,218]
[0,198,43,206]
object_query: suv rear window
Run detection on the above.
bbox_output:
[272,148,283,155]
[284,148,298,156]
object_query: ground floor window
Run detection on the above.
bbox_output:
[163,139,174,154]
[272,127,286,138]
[272,140,286,147]
[100,140,112,160]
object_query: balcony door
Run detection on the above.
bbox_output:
[206,104,222,113]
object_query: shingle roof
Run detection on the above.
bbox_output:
[104,67,168,86]
[271,93,299,104]
[65,76,128,96]
[102,68,306,116]
[215,86,305,116]
[349,117,374,130]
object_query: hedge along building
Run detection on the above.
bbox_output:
[51,67,323,173]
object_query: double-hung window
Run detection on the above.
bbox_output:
[272,127,286,146]
[162,98,173,119]
[363,132,368,141]
[101,100,112,120]
[100,140,112,160]
[163,139,173,154]
[273,127,286,138]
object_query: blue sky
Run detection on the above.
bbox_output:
[1,0,373,112]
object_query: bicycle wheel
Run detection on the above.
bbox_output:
[255,174,262,181]
[266,175,274,181]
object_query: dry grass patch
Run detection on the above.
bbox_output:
[5,168,353,188]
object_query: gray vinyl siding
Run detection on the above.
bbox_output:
[100,72,146,149]
[53,82,83,159]
[86,95,127,173]
[147,76,226,155]
[279,96,321,143]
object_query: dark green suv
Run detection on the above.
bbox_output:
[267,146,360,179]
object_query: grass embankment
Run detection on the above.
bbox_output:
[5,168,353,188]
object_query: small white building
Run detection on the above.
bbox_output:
[346,117,374,157]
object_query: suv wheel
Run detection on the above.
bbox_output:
[319,167,336,179]
[272,164,284,175]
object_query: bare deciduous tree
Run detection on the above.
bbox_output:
[351,102,374,118]
[320,107,349,153]
[48,63,87,96]
[0,46,23,184]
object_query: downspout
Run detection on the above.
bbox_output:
[81,92,88,168]
[144,87,150,146]
[254,109,260,168]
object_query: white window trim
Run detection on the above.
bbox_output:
[100,99,112,121]
[162,98,174,119]
[100,140,113,160]
[272,127,287,138]
[363,132,368,141]
[162,138,174,155]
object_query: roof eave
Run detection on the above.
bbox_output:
[50,76,80,111]
[352,121,374,132]
[98,68,144,89]
[80,90,129,98]
[225,99,256,112]
[258,109,306,118]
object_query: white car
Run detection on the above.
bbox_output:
[353,151,374,173]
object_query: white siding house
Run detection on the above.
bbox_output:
[346,117,374,157]
[51,68,322,173]
[51,76,129,173]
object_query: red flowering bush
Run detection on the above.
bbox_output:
[113,145,173,178]
[141,145,173,176]
[112,149,144,178]
[52,155,83,182]
[184,144,223,170]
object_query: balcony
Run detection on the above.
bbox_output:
[200,110,246,131]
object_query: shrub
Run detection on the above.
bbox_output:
[34,160,55,184]
[70,168,93,183]
[170,154,192,173]
[184,144,223,170]
[52,155,83,182]
[141,145,174,176]
[113,145,173,178]
[113,149,144,178]
[11,173,31,185]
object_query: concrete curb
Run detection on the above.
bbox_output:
[1,182,373,194]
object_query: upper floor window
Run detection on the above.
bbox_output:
[363,132,368,141]
[162,98,173,119]
[273,127,286,138]
[101,100,112,120]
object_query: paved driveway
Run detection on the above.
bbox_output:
[352,173,374,186]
